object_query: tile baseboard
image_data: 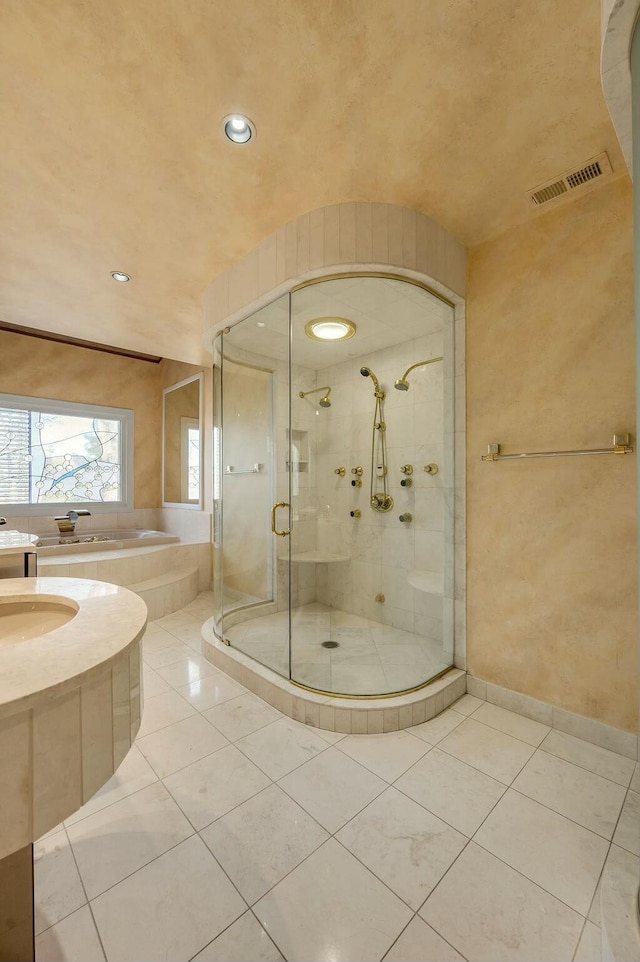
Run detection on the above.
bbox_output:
[466,675,638,760]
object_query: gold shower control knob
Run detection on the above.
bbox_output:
[350,510,361,518]
[334,467,346,476]
[351,466,363,476]
[423,463,439,475]
[375,593,385,603]
[400,478,412,487]
[400,464,413,475]
[399,513,412,523]
[351,478,363,487]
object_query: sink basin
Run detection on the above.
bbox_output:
[0,599,78,645]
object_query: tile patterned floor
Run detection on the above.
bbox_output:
[34,593,638,962]
[226,602,449,695]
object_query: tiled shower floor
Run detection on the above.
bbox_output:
[225,602,449,695]
[34,593,639,962]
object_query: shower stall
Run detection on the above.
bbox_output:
[212,273,455,697]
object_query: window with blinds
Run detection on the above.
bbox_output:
[0,394,133,513]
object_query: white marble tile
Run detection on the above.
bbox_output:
[155,655,219,689]
[472,702,550,746]
[573,921,602,962]
[65,745,157,827]
[192,911,284,962]
[91,835,245,962]
[395,747,506,836]
[137,713,228,778]
[35,905,105,962]
[67,781,193,899]
[201,784,328,904]
[176,672,247,711]
[142,628,177,653]
[235,717,328,780]
[475,790,609,915]
[337,787,466,909]
[540,730,635,787]
[314,724,346,744]
[337,730,430,782]
[142,642,195,669]
[136,689,196,739]
[513,750,626,838]
[612,790,639,855]
[439,718,535,784]
[599,843,640,962]
[254,839,412,962]
[383,917,465,962]
[450,693,483,716]
[407,708,466,745]
[143,667,171,697]
[204,693,282,741]
[34,830,86,936]
[279,747,387,833]
[420,842,583,962]
[163,744,271,830]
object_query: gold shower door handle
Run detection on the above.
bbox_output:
[271,501,290,537]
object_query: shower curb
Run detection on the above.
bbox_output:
[202,620,466,734]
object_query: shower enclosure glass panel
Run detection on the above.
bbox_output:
[214,275,455,697]
[289,276,454,695]
[213,294,291,679]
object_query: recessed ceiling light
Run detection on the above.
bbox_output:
[305,317,356,342]
[256,321,266,328]
[111,271,130,282]
[223,114,255,144]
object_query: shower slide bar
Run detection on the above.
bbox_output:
[482,434,633,462]
[225,464,262,474]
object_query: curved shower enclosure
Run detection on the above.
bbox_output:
[212,273,455,697]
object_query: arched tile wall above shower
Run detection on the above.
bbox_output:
[203,203,467,340]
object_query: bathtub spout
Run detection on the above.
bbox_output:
[54,510,91,535]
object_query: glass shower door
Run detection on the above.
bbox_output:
[213,294,291,680]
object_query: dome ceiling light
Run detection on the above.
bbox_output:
[111,272,130,282]
[305,317,356,342]
[223,114,255,144]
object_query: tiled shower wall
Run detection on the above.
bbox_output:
[263,286,458,664]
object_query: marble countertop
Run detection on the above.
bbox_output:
[0,530,38,556]
[0,577,147,718]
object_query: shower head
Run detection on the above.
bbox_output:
[360,367,382,395]
[299,386,332,408]
[394,356,444,391]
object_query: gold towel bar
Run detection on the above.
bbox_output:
[482,434,633,462]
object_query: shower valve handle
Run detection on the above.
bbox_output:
[400,478,413,487]
[351,466,363,476]
[334,467,346,477]
[399,513,412,523]
[351,478,362,487]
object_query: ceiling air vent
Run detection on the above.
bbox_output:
[528,152,612,207]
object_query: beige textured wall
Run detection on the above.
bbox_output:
[0,332,162,507]
[466,177,637,733]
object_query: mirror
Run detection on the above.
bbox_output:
[163,374,203,507]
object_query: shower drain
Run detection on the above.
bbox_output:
[321,640,340,649]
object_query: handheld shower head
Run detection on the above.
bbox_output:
[299,386,332,408]
[394,356,443,391]
[360,367,382,395]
